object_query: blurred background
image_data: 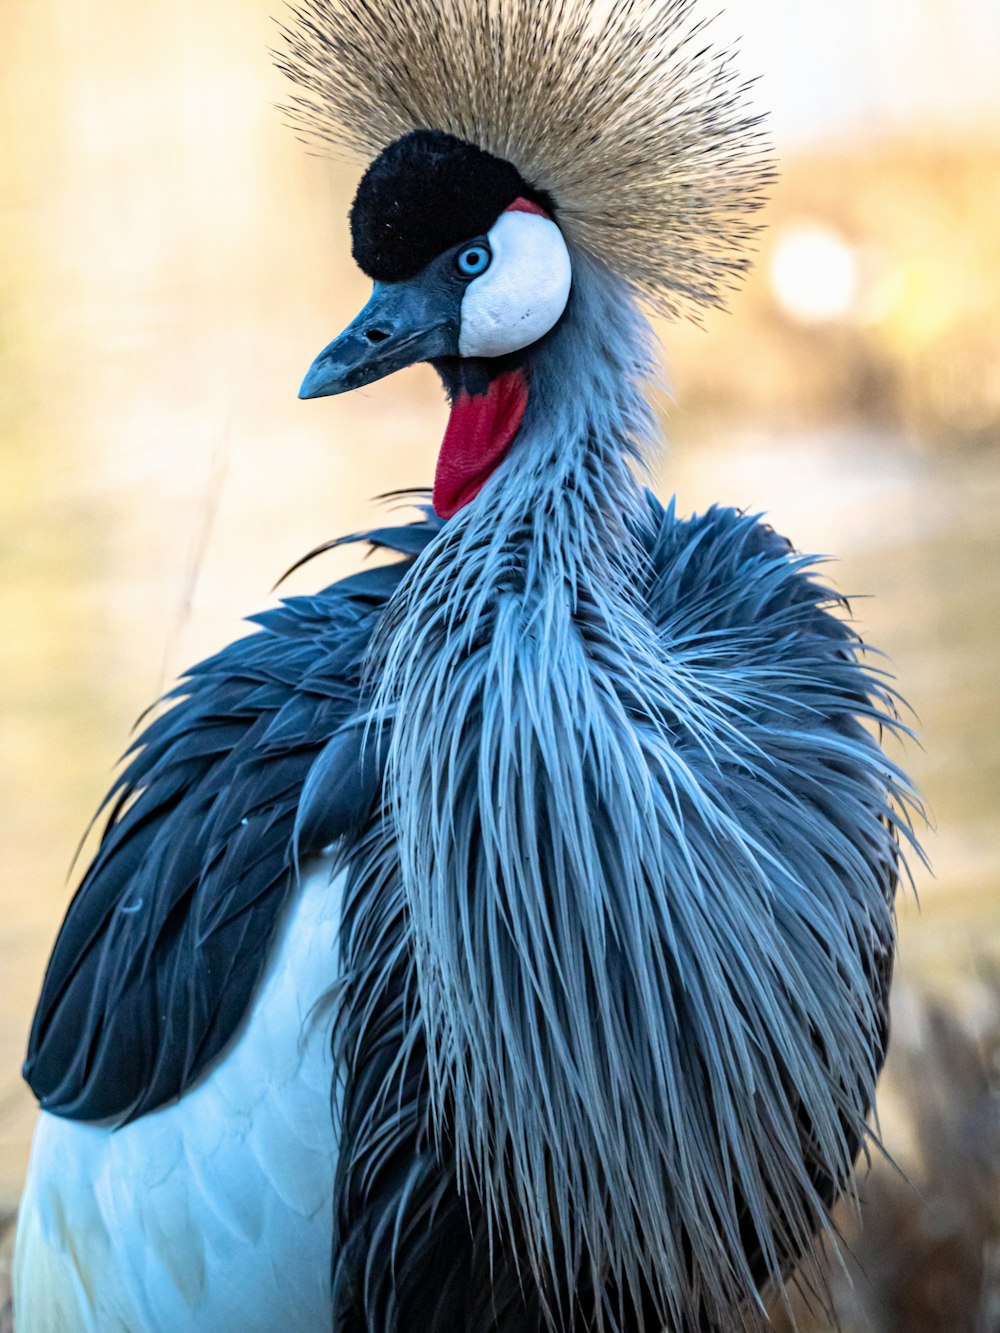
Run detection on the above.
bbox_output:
[1,1,998,1327]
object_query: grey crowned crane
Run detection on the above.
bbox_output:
[13,1,919,1330]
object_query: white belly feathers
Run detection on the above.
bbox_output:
[14,859,345,1333]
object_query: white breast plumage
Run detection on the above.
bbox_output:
[13,860,345,1333]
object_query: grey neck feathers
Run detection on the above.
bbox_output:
[367,255,899,1329]
[383,251,666,672]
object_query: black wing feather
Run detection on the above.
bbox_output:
[23,512,439,1123]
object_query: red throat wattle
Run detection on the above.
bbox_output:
[432,368,529,520]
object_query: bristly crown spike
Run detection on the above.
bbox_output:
[275,0,775,321]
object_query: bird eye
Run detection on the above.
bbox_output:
[456,244,492,278]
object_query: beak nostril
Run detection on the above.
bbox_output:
[365,328,391,344]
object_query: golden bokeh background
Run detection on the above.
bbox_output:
[1,1,998,1324]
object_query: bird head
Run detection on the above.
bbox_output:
[283,3,773,518]
[299,129,577,516]
[299,130,572,400]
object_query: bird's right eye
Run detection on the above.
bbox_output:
[456,244,492,278]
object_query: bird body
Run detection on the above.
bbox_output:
[15,2,918,1330]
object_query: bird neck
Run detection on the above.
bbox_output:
[431,364,531,521]
[431,251,663,602]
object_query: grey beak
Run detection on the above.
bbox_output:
[298,279,460,399]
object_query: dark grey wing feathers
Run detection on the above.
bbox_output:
[23,512,439,1124]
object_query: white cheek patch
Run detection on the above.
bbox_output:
[458,211,573,359]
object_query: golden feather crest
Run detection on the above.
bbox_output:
[276,0,774,320]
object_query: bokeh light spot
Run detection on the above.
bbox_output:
[770,223,860,325]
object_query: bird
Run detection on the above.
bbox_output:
[13,1,920,1330]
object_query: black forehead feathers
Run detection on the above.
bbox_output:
[350,130,555,283]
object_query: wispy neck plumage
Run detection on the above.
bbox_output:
[417,251,663,645]
[368,258,909,1330]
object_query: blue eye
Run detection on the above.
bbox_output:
[456,243,492,277]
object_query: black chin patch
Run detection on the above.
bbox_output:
[351,130,555,283]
